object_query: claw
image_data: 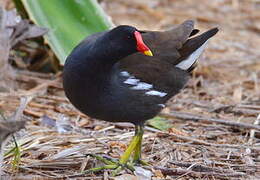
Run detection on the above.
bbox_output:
[83,164,118,174]
[84,125,147,176]
[86,154,117,165]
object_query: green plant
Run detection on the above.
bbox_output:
[19,0,113,64]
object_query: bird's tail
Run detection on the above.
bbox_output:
[175,28,219,71]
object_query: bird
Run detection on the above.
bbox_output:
[63,20,218,172]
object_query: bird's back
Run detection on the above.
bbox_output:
[117,20,218,98]
[63,20,218,124]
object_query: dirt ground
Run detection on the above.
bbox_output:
[0,0,260,179]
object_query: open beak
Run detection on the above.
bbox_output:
[134,31,153,56]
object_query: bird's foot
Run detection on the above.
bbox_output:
[83,125,146,176]
[133,159,149,166]
[83,164,118,174]
[84,154,139,176]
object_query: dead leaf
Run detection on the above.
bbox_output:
[0,7,47,91]
[153,170,164,178]
[233,86,243,103]
[40,115,56,127]
[134,166,152,180]
[56,115,73,133]
[0,120,25,146]
[168,127,189,136]
[10,20,48,47]
[0,7,15,91]
[109,141,127,150]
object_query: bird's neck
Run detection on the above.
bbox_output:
[64,35,135,90]
[92,34,133,67]
[75,35,133,77]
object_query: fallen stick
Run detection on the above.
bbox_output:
[160,111,260,130]
[248,114,260,145]
[153,166,247,179]
[178,99,260,116]
[146,126,260,150]
[158,132,260,150]
[242,114,260,168]
[169,161,240,174]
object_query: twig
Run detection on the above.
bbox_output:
[65,172,103,179]
[67,175,103,179]
[248,114,260,145]
[160,111,260,130]
[90,134,110,149]
[18,166,57,179]
[155,130,260,150]
[13,96,32,122]
[21,78,61,97]
[23,109,43,118]
[16,69,54,79]
[39,95,68,103]
[169,161,239,174]
[242,114,260,168]
[17,73,62,90]
[178,98,260,116]
[153,166,247,179]
[238,104,260,110]
[147,126,259,150]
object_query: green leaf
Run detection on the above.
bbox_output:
[11,136,21,170]
[147,116,173,131]
[20,0,113,64]
[0,111,21,169]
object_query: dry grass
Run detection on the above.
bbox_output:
[0,0,260,179]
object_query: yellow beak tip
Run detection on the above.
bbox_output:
[143,50,153,56]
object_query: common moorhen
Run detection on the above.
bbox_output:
[63,20,218,172]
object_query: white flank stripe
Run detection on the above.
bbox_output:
[145,90,167,97]
[131,82,153,90]
[120,71,130,77]
[124,77,140,85]
[176,40,209,70]
[158,104,166,108]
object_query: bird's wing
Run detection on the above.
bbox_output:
[118,20,218,94]
[140,20,197,64]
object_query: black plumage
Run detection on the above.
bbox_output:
[63,20,218,170]
[63,20,218,125]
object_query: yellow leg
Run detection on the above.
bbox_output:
[85,125,145,176]
[132,125,143,163]
[119,125,143,164]
[84,164,118,173]
[112,125,143,176]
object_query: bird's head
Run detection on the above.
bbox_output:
[108,25,153,57]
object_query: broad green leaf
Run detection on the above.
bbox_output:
[20,0,113,64]
[147,116,173,131]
